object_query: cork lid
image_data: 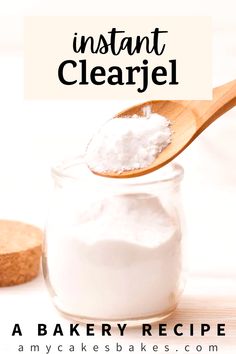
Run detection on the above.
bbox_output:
[0,220,43,287]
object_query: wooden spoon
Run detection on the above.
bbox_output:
[92,79,236,178]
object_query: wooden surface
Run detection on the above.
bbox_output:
[165,276,236,343]
[126,275,236,352]
[0,273,235,353]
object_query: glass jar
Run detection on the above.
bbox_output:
[43,156,185,325]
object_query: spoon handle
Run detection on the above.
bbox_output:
[190,80,236,134]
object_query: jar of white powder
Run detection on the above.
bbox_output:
[43,156,185,325]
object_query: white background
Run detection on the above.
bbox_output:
[0,1,235,353]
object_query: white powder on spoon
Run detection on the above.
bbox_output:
[86,113,171,173]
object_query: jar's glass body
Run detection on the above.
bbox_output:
[43,158,185,325]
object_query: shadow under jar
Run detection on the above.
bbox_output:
[43,156,185,326]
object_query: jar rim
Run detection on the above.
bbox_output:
[52,155,184,186]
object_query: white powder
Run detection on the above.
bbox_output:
[86,113,171,173]
[46,190,182,320]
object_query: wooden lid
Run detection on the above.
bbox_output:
[0,220,43,287]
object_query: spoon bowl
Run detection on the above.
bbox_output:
[91,80,236,178]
